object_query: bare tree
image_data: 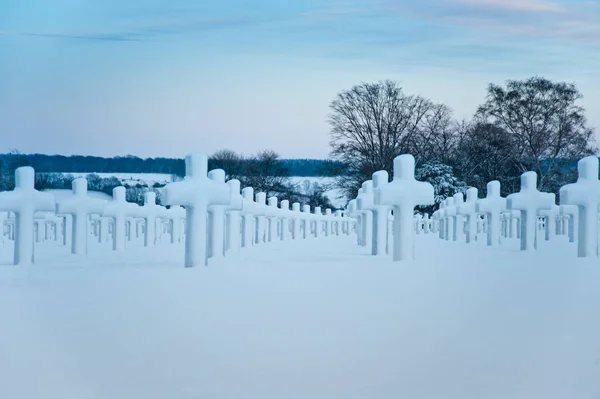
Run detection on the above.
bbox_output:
[241,150,291,199]
[454,122,521,195]
[209,149,245,180]
[416,103,458,165]
[328,80,443,198]
[477,77,596,192]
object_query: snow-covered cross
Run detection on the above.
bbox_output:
[0,167,55,265]
[560,156,600,257]
[162,153,231,267]
[291,202,301,239]
[369,170,390,255]
[538,204,559,242]
[225,179,244,253]
[56,178,106,255]
[241,187,255,248]
[254,192,268,244]
[374,154,434,261]
[559,205,578,244]
[475,181,506,248]
[507,172,555,251]
[458,188,478,243]
[166,205,185,244]
[302,204,311,239]
[206,169,238,259]
[139,192,167,247]
[356,181,374,251]
[267,197,281,242]
[103,186,141,252]
[280,200,290,241]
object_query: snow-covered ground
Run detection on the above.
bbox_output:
[1,234,599,399]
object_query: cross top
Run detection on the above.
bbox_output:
[487,181,501,197]
[393,154,416,181]
[578,156,599,181]
[208,169,226,184]
[453,192,464,205]
[373,171,389,189]
[228,179,241,195]
[185,153,208,179]
[72,178,88,196]
[256,192,267,205]
[520,171,538,191]
[465,188,478,202]
[15,166,35,190]
[361,180,373,195]
[113,186,126,202]
[144,192,157,206]
[242,187,254,200]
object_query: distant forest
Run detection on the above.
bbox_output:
[0,153,345,177]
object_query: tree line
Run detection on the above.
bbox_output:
[328,77,596,205]
[0,152,343,178]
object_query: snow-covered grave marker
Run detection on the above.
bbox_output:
[368,170,390,255]
[374,154,434,261]
[458,187,478,244]
[225,179,244,253]
[423,213,431,234]
[324,208,332,237]
[254,192,268,244]
[102,186,142,252]
[313,206,323,238]
[0,166,55,265]
[162,153,230,267]
[450,193,465,242]
[442,198,454,241]
[507,172,555,251]
[267,197,281,242]
[55,178,106,255]
[206,169,230,259]
[291,202,302,239]
[436,202,446,240]
[280,200,290,241]
[559,205,578,244]
[356,181,374,251]
[241,187,255,248]
[414,214,423,235]
[166,205,185,244]
[538,204,559,242]
[560,156,600,257]
[137,191,167,247]
[475,180,506,248]
[301,204,311,239]
[334,210,342,235]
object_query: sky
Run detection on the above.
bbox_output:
[1,0,599,159]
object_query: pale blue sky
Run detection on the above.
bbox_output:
[1,0,599,159]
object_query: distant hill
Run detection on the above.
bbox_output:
[0,153,346,177]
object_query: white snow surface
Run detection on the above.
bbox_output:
[1,234,599,399]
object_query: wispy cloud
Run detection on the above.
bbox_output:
[457,0,566,13]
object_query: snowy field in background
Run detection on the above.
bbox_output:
[63,172,176,186]
[1,234,599,399]
[61,173,348,208]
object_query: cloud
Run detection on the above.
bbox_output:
[457,0,566,13]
